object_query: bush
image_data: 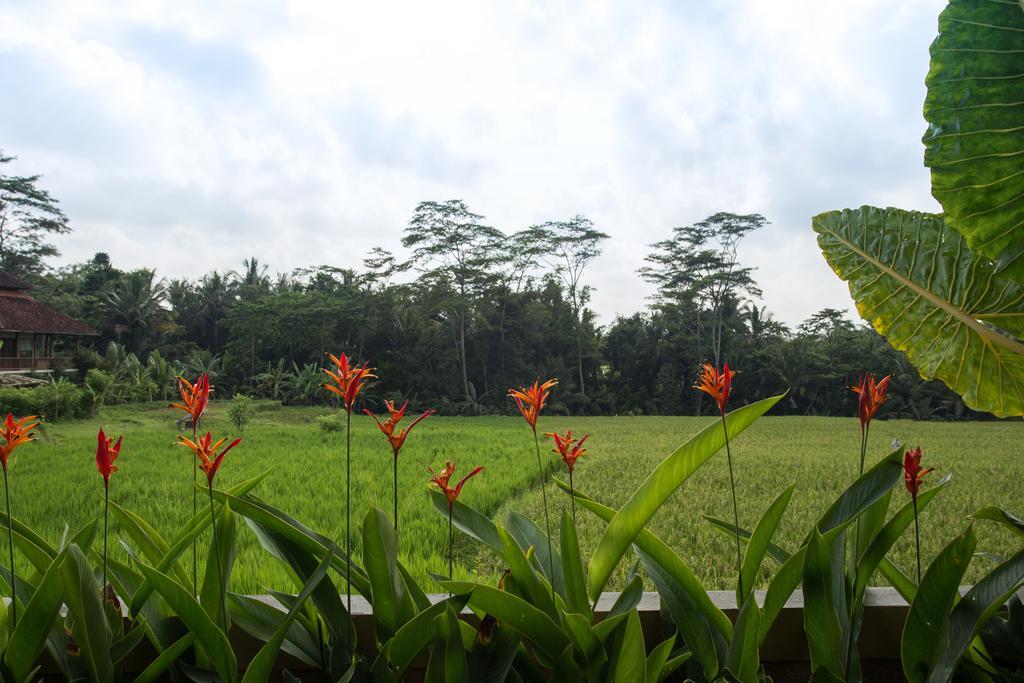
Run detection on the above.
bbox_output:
[227,394,254,432]
[84,369,113,415]
[0,379,89,421]
[315,414,343,433]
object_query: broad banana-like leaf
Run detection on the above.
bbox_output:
[813,206,1024,417]
[923,0,1024,281]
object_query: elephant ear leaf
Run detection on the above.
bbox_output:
[812,206,1024,417]
[923,0,1024,282]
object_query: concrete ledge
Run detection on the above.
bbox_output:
[109,588,930,679]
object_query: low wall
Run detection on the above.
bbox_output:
[111,588,915,680]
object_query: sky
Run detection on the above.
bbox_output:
[0,0,944,328]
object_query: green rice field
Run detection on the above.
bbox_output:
[7,401,1023,594]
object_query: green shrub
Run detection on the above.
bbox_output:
[315,413,343,433]
[0,380,89,421]
[84,368,113,415]
[227,394,254,432]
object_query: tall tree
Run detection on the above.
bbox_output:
[402,200,502,403]
[0,151,71,276]
[104,269,170,355]
[531,216,608,398]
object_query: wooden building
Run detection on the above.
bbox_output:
[0,272,97,372]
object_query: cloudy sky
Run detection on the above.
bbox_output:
[0,0,943,327]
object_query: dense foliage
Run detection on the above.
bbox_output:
[20,227,978,421]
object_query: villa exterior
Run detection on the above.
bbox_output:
[0,271,97,372]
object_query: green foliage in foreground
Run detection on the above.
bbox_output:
[10,402,1023,594]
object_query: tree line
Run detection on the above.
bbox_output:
[1,152,980,419]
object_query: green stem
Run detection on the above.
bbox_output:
[720,412,742,600]
[532,430,555,601]
[448,506,453,580]
[192,421,198,596]
[103,481,109,591]
[208,482,227,633]
[3,467,14,628]
[568,468,577,528]
[913,495,922,584]
[345,409,352,614]
[845,423,871,677]
[393,454,399,539]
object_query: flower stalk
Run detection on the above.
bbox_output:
[323,352,375,612]
[170,374,211,595]
[509,378,558,599]
[546,429,590,527]
[903,446,933,583]
[175,431,240,633]
[0,413,39,628]
[95,428,122,594]
[365,400,435,539]
[429,460,483,580]
[695,363,743,598]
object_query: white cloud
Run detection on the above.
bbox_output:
[0,0,945,326]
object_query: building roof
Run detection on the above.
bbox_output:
[0,272,32,290]
[0,297,98,336]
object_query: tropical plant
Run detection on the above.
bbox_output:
[227,393,254,432]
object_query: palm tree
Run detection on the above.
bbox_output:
[197,272,236,352]
[239,257,271,302]
[104,270,169,355]
[146,350,178,402]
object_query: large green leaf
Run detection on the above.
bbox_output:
[424,604,469,683]
[559,510,590,617]
[128,471,271,615]
[60,544,113,683]
[212,489,369,594]
[813,206,1024,417]
[362,506,416,638]
[199,500,236,630]
[136,561,237,683]
[901,524,977,683]
[242,547,333,683]
[229,594,320,667]
[802,529,844,679]
[930,544,1024,682]
[429,489,502,553]
[554,478,731,639]
[739,483,794,605]
[433,578,569,663]
[724,597,760,683]
[4,545,68,682]
[607,610,647,683]
[588,394,784,598]
[923,0,1024,281]
[854,475,951,598]
[134,634,193,683]
[371,595,470,680]
[974,505,1024,538]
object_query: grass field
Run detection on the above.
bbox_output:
[6,401,1023,594]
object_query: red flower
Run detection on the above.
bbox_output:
[851,373,892,430]
[695,363,736,415]
[903,446,933,498]
[176,432,241,486]
[546,429,590,474]
[508,379,558,432]
[364,400,435,458]
[0,413,39,472]
[95,428,122,486]
[429,460,483,507]
[170,374,212,425]
[323,353,376,413]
